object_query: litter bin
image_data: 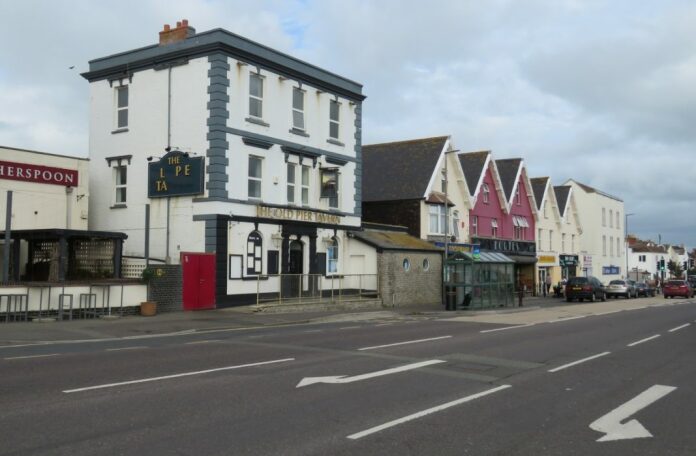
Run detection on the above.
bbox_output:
[446,287,457,311]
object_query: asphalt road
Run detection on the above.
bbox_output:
[1,300,695,455]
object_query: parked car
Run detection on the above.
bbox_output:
[565,276,606,302]
[605,280,637,299]
[636,282,656,297]
[663,280,695,299]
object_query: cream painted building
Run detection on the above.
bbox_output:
[531,178,582,293]
[565,180,625,283]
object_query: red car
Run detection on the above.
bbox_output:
[663,280,695,299]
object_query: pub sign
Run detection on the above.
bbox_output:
[148,150,204,198]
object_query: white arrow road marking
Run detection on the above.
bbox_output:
[589,384,677,442]
[296,359,445,388]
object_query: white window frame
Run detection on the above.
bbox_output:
[287,163,296,205]
[321,169,339,209]
[515,186,521,205]
[452,210,460,238]
[538,228,543,248]
[292,87,305,131]
[491,218,498,237]
[115,85,128,129]
[571,234,575,252]
[482,183,490,204]
[549,229,553,251]
[113,164,127,205]
[543,201,548,219]
[562,233,566,252]
[301,165,310,206]
[248,155,263,200]
[472,215,478,236]
[249,73,264,119]
[602,208,606,227]
[329,99,340,140]
[609,209,613,228]
[429,205,446,235]
[616,212,620,229]
[610,236,614,257]
[327,237,339,274]
[603,235,607,256]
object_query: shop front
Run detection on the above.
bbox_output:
[471,237,537,293]
[536,254,559,296]
[559,254,579,280]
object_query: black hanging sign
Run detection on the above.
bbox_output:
[148,150,204,198]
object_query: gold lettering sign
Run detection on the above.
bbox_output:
[538,255,557,264]
[257,205,342,225]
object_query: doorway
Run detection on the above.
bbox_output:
[181,252,216,311]
[285,240,304,298]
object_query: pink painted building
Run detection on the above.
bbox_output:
[458,152,538,289]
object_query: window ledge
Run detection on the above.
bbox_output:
[110,204,127,209]
[326,138,344,147]
[241,276,268,281]
[111,128,129,135]
[289,128,309,137]
[245,117,270,127]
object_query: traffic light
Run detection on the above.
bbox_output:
[660,259,666,271]
[683,261,688,271]
[690,258,695,269]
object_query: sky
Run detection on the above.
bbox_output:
[0,0,694,247]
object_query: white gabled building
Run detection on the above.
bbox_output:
[83,21,369,307]
[564,180,625,283]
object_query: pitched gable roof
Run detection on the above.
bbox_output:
[362,136,448,202]
[565,179,623,202]
[530,177,549,211]
[495,158,522,203]
[457,151,489,196]
[554,185,571,217]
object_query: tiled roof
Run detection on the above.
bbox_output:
[554,186,571,217]
[362,136,448,202]
[631,242,667,253]
[567,179,623,202]
[352,229,443,252]
[457,151,489,196]
[495,158,522,202]
[530,177,549,211]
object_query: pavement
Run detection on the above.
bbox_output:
[0,294,675,345]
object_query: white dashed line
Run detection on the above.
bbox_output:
[63,357,295,393]
[548,352,611,373]
[627,334,661,347]
[480,324,535,333]
[668,323,690,333]
[358,336,452,351]
[347,385,512,440]
[106,346,148,352]
[5,353,60,360]
[185,340,222,345]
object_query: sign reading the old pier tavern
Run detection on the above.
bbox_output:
[148,151,204,198]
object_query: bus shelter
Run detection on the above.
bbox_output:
[445,251,515,310]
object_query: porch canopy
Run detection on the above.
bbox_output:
[445,250,515,309]
[0,229,127,283]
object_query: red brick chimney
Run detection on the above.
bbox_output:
[159,19,195,45]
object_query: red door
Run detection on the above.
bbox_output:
[182,252,216,311]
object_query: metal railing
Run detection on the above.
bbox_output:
[255,273,379,306]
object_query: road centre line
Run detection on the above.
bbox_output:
[548,352,611,373]
[548,315,586,323]
[627,335,661,347]
[668,323,690,332]
[4,353,60,360]
[63,357,295,393]
[347,384,512,440]
[339,326,361,330]
[358,336,452,351]
[106,346,148,352]
[480,324,535,333]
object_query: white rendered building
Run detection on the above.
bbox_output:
[84,21,370,306]
[564,180,625,283]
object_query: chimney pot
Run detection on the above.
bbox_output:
[182,19,188,26]
[160,19,195,46]
[176,21,182,27]
[163,24,170,31]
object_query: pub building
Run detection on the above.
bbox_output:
[84,21,371,307]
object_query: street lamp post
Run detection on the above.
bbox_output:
[442,149,459,309]
[625,213,634,280]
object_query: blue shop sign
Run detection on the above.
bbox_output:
[148,150,204,198]
[602,265,621,275]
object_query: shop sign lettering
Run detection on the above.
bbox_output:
[256,205,342,225]
[0,160,78,187]
[148,151,204,198]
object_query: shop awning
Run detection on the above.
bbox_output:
[506,254,538,264]
[451,251,514,263]
[512,215,529,227]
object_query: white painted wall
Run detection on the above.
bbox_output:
[88,57,210,261]
[0,147,89,230]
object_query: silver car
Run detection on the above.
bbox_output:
[606,279,637,299]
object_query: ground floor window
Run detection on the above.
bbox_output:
[327,237,338,274]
